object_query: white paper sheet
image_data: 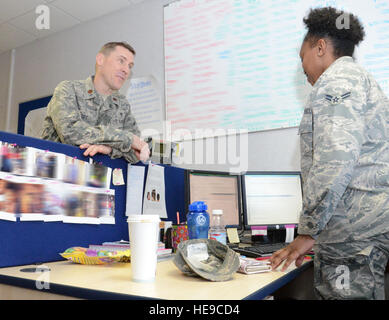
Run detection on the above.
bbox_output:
[19,214,45,221]
[0,212,17,222]
[285,226,295,243]
[142,163,167,218]
[126,165,145,216]
[62,216,101,224]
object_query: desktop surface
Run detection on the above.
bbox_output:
[0,258,312,300]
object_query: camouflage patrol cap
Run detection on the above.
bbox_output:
[173,239,240,282]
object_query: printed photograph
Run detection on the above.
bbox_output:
[86,162,110,188]
[63,156,87,185]
[96,193,115,218]
[62,188,115,218]
[43,183,65,216]
[0,178,44,214]
[0,142,30,176]
[34,151,59,179]
[63,189,83,217]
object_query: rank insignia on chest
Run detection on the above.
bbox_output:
[324,92,351,104]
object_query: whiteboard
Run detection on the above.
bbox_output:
[164,0,389,135]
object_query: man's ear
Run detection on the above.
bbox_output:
[96,52,105,68]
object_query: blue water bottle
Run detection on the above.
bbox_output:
[187,201,210,239]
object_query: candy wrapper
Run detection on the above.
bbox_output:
[60,247,131,265]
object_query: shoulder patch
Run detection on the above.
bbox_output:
[324,92,351,105]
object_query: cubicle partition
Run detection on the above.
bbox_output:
[0,131,185,268]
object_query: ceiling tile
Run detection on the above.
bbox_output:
[51,0,131,22]
[0,23,37,54]
[8,5,81,38]
[0,0,143,53]
[0,0,44,24]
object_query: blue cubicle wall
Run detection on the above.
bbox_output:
[0,131,185,268]
[17,96,52,136]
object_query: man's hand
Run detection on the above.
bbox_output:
[134,145,150,162]
[269,235,315,272]
[80,144,112,157]
[131,135,150,161]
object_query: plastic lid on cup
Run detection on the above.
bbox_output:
[212,209,223,215]
[127,214,161,223]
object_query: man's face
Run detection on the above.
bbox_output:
[97,45,134,91]
[299,40,323,86]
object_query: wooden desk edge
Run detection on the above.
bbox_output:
[0,260,314,300]
[243,260,313,300]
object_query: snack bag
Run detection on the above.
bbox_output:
[60,247,130,265]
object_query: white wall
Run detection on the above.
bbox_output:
[1,0,301,172]
[10,0,166,131]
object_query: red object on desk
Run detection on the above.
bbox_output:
[255,256,271,261]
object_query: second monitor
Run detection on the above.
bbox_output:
[241,171,303,230]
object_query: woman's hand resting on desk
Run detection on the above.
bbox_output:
[269,235,315,272]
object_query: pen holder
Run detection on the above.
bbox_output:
[172,224,188,251]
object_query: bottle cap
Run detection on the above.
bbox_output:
[212,209,223,215]
[189,201,208,212]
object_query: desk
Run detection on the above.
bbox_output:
[0,258,312,300]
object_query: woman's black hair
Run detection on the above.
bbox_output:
[303,7,365,57]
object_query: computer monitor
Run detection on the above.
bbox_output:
[241,172,303,230]
[185,170,242,228]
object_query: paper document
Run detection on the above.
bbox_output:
[126,165,145,216]
[142,163,167,218]
[238,257,272,274]
[285,225,295,243]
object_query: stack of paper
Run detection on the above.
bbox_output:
[238,257,272,274]
[158,242,173,260]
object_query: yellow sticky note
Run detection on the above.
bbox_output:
[226,228,240,244]
[112,168,125,186]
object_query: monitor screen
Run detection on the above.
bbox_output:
[186,170,242,228]
[242,172,302,228]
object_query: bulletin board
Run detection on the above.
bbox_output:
[0,131,186,268]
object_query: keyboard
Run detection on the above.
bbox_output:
[233,242,288,258]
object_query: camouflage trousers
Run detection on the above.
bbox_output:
[313,232,389,300]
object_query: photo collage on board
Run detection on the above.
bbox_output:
[0,141,114,224]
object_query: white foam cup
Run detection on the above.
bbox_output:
[127,214,161,282]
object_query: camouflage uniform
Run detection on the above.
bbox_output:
[41,76,140,163]
[297,56,389,299]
